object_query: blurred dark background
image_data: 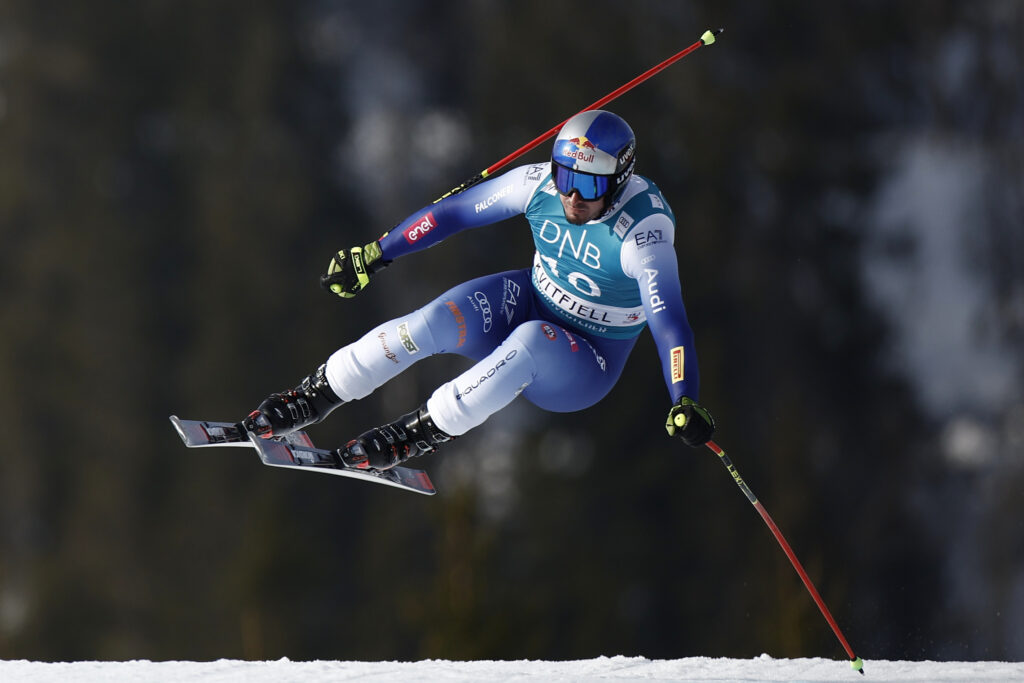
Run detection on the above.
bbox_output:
[1,0,1022,663]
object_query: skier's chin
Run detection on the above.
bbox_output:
[563,207,595,225]
[559,192,604,225]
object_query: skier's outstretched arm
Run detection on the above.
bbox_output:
[320,165,539,298]
[621,217,715,447]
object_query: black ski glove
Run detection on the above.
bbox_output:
[666,396,716,447]
[320,241,390,298]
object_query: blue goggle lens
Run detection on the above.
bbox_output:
[552,162,610,201]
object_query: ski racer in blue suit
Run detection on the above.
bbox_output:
[244,110,716,470]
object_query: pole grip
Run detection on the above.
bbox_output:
[434,170,488,203]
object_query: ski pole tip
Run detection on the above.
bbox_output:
[850,656,864,674]
[701,28,724,45]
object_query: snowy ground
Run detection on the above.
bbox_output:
[2,655,1022,682]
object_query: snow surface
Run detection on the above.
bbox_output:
[1,655,1022,682]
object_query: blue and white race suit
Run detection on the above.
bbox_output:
[323,163,701,436]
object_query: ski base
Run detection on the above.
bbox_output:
[169,416,436,496]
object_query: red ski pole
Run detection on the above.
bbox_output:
[704,439,865,674]
[433,28,723,203]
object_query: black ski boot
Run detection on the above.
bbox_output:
[339,405,452,471]
[243,363,343,438]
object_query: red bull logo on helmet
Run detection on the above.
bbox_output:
[563,136,596,163]
[556,134,617,174]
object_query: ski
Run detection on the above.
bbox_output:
[170,415,278,448]
[246,432,436,495]
[169,416,436,496]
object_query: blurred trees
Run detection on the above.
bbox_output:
[0,0,1020,663]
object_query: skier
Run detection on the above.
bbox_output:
[243,110,716,471]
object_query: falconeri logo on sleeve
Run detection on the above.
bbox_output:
[670,346,685,383]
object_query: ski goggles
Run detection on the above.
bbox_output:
[551,161,611,201]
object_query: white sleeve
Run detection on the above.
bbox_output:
[620,213,677,279]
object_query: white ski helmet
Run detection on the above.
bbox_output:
[551,110,636,205]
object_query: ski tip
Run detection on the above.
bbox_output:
[169,415,186,440]
[850,656,864,674]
